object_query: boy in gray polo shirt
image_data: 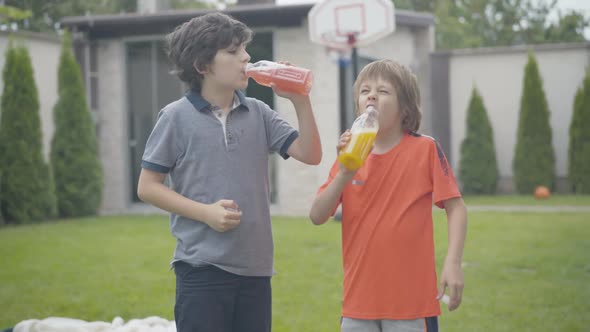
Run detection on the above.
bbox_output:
[137,12,322,332]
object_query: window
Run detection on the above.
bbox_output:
[126,40,184,202]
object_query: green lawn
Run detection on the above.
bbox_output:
[1,211,589,331]
[463,194,590,206]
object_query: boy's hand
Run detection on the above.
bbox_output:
[437,260,464,311]
[336,130,356,178]
[337,129,352,153]
[205,200,242,232]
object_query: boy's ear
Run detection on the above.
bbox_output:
[194,62,209,75]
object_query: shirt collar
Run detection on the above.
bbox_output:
[185,89,248,113]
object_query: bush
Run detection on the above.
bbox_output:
[50,31,103,217]
[568,69,590,193]
[459,87,499,194]
[513,52,556,194]
[0,43,57,223]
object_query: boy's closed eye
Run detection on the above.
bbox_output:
[224,43,241,54]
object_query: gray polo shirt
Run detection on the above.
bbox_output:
[141,90,298,277]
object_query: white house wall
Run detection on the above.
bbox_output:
[94,39,130,214]
[273,23,339,216]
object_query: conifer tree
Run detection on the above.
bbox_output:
[0,43,57,223]
[568,69,590,193]
[459,87,499,194]
[50,31,103,217]
[513,52,556,193]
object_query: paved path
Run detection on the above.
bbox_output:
[119,203,590,216]
[466,205,590,212]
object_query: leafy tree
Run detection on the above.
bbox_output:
[568,69,590,193]
[433,0,484,49]
[393,0,434,12]
[545,11,590,43]
[395,0,589,49]
[513,52,555,193]
[50,31,103,217]
[459,87,498,194]
[4,0,137,32]
[170,0,212,9]
[0,43,57,223]
[0,4,32,22]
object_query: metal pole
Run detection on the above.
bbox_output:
[339,64,347,133]
[351,47,359,81]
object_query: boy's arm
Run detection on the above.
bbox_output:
[310,131,355,225]
[438,197,468,311]
[309,169,354,225]
[273,89,322,165]
[137,168,242,232]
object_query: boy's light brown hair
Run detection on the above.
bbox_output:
[353,59,422,132]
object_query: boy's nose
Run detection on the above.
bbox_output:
[243,51,251,63]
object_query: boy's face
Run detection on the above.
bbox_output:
[202,42,251,91]
[358,77,402,133]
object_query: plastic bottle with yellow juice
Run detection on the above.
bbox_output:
[338,106,379,171]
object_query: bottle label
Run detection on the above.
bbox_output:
[253,68,273,77]
[275,68,306,83]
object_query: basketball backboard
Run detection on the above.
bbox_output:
[308,0,395,49]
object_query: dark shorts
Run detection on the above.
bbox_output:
[173,261,271,332]
[341,316,438,332]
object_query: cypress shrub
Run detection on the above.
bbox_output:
[568,69,590,193]
[513,52,556,193]
[0,43,57,223]
[459,87,499,194]
[50,31,103,217]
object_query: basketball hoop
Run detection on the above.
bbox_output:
[308,0,395,69]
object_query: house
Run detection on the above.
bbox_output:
[61,2,435,215]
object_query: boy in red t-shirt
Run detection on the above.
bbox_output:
[310,60,468,332]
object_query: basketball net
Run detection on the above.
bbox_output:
[326,46,352,67]
[323,32,357,68]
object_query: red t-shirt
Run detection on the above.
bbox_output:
[317,132,461,319]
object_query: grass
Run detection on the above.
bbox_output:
[1,210,589,331]
[463,194,590,206]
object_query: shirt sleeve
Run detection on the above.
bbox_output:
[316,159,342,217]
[141,110,183,173]
[260,101,299,160]
[431,140,462,209]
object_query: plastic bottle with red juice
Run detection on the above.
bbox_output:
[245,60,313,95]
